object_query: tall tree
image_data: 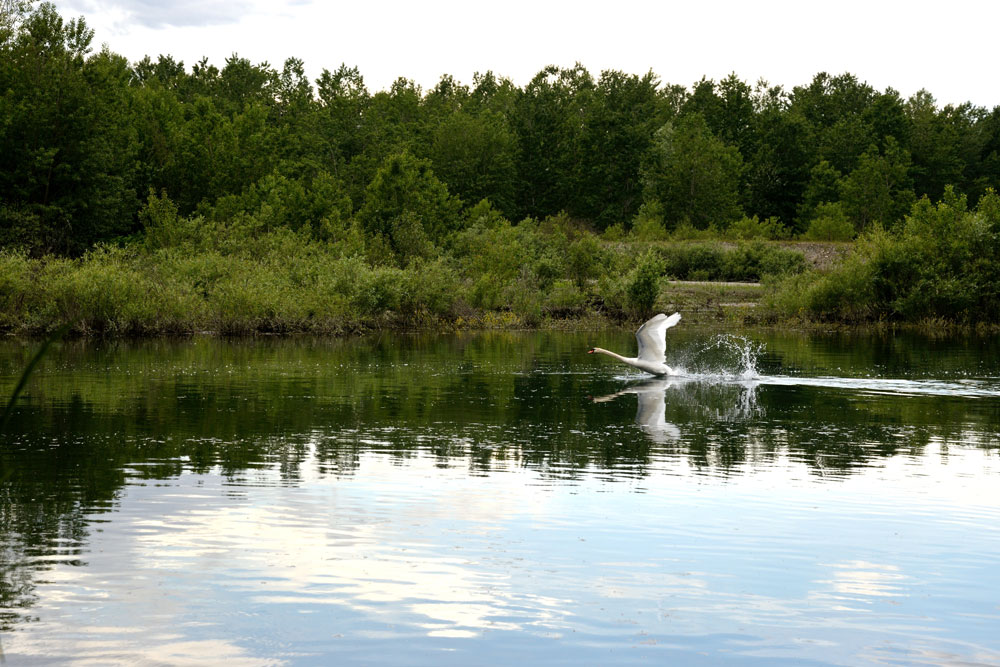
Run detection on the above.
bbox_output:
[839,137,915,229]
[427,110,519,218]
[216,54,275,116]
[512,64,594,218]
[641,114,743,229]
[969,106,1000,200]
[797,159,843,224]
[905,90,966,201]
[790,72,879,174]
[747,109,812,228]
[575,69,667,227]
[0,3,139,253]
[316,63,371,205]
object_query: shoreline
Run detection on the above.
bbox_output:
[4,303,998,340]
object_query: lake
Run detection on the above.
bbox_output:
[1,329,999,665]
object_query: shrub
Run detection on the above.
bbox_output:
[769,259,874,321]
[510,282,544,325]
[728,215,791,240]
[532,254,562,291]
[722,241,807,281]
[39,247,170,334]
[631,215,668,241]
[567,234,608,288]
[802,202,855,241]
[399,257,460,316]
[545,279,587,312]
[774,188,1000,323]
[603,223,626,242]
[470,272,505,310]
[660,244,725,280]
[625,249,666,316]
[356,266,406,316]
[387,211,437,266]
[670,222,721,240]
[631,202,668,241]
[0,251,32,328]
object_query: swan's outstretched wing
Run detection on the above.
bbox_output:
[635,312,681,363]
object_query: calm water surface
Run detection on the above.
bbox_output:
[1,329,999,665]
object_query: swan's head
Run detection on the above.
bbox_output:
[587,348,596,354]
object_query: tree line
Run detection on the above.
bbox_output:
[3,2,1000,256]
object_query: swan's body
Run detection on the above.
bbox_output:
[588,312,681,375]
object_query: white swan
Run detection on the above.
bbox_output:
[588,312,681,375]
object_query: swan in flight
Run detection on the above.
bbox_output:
[588,312,681,375]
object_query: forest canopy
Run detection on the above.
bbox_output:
[2,2,999,256]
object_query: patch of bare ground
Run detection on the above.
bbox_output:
[660,281,765,324]
[657,241,852,323]
[778,241,852,271]
[700,240,851,271]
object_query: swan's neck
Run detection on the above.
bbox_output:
[592,348,634,364]
[593,347,671,375]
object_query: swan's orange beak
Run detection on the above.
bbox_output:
[587,348,595,354]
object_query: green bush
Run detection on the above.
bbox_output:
[769,259,874,321]
[39,247,170,334]
[625,249,666,316]
[728,215,791,240]
[533,254,563,291]
[470,272,505,310]
[631,202,668,241]
[656,241,805,282]
[722,241,807,281]
[774,188,1000,323]
[567,234,608,287]
[0,251,32,329]
[399,257,460,316]
[510,280,545,325]
[545,279,587,312]
[660,244,725,279]
[802,202,855,241]
[670,222,721,240]
[603,223,626,242]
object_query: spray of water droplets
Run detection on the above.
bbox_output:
[676,334,765,380]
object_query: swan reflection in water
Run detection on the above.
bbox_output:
[592,375,762,443]
[592,377,683,443]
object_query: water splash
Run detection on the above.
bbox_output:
[679,334,765,380]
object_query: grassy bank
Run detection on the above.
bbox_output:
[0,210,810,336]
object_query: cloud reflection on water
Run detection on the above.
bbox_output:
[127,459,575,641]
[819,560,908,600]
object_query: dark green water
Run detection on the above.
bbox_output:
[1,329,999,665]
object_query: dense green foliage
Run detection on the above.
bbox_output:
[773,188,1000,323]
[3,3,1000,251]
[0,202,808,333]
[2,3,1000,329]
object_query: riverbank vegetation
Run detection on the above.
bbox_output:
[2,2,1000,335]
